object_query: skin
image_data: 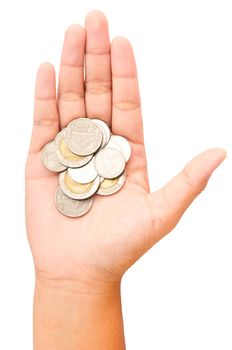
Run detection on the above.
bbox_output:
[25,10,226,350]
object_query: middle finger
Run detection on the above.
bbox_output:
[85,11,112,126]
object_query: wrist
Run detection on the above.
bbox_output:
[34,271,125,350]
[35,268,121,297]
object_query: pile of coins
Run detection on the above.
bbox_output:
[41,118,131,217]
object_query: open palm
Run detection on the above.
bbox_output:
[25,11,225,285]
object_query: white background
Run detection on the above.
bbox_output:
[0,0,231,349]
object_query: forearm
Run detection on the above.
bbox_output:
[34,275,125,350]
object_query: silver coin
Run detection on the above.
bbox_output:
[65,118,103,156]
[94,147,126,179]
[92,119,111,149]
[54,129,92,168]
[41,141,67,172]
[97,171,126,196]
[105,137,122,152]
[108,135,131,162]
[68,158,98,184]
[59,171,100,200]
[55,187,93,217]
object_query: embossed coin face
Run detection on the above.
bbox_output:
[92,119,111,149]
[97,171,126,196]
[41,141,67,172]
[109,135,131,162]
[59,171,100,200]
[65,118,103,156]
[94,147,126,179]
[68,158,98,184]
[55,187,93,217]
[54,129,92,168]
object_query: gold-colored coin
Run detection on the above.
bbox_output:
[65,172,95,194]
[59,171,100,200]
[99,177,119,190]
[54,129,92,168]
[97,171,126,196]
[60,138,83,160]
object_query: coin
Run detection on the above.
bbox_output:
[68,158,98,184]
[41,141,67,172]
[59,171,100,200]
[54,129,92,168]
[105,138,121,152]
[99,176,105,183]
[92,119,111,149]
[97,171,126,196]
[94,147,126,179]
[41,118,132,218]
[65,118,103,156]
[55,187,93,217]
[107,135,131,162]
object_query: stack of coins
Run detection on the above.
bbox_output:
[41,118,131,217]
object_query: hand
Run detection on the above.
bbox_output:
[25,11,225,290]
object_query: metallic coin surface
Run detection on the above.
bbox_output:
[105,138,122,152]
[65,118,103,156]
[55,187,93,217]
[59,171,100,200]
[54,129,92,168]
[97,171,126,196]
[92,119,111,148]
[94,147,126,179]
[109,135,131,162]
[99,176,105,183]
[68,158,98,184]
[41,141,67,172]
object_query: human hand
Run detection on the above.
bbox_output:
[25,11,226,291]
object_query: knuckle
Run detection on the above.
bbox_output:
[85,79,112,95]
[113,100,141,112]
[34,117,58,127]
[181,168,206,193]
[58,90,84,102]
[86,49,109,56]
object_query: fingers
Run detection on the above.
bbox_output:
[111,37,147,182]
[147,148,226,240]
[58,24,86,128]
[29,63,59,154]
[85,10,111,125]
[111,37,143,144]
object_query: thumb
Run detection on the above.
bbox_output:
[147,148,226,240]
